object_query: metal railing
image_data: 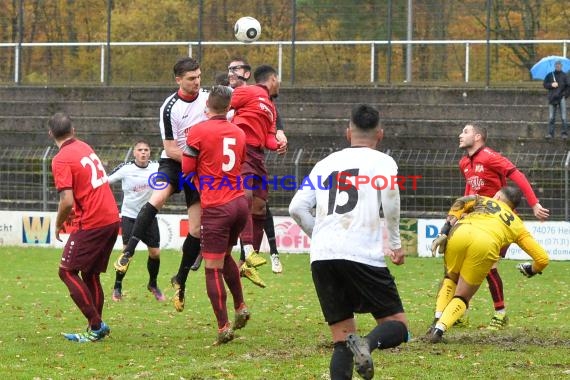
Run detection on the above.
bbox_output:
[1,39,569,85]
[1,146,568,221]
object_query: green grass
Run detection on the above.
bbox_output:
[1,247,570,379]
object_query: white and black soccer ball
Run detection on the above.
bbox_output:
[234,16,261,43]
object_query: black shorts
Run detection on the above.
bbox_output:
[311,259,405,325]
[121,216,160,248]
[158,158,200,207]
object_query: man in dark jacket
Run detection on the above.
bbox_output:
[543,60,569,139]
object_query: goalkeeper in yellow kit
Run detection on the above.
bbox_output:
[427,185,549,343]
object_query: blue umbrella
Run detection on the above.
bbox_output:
[530,55,570,80]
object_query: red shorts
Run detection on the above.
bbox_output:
[200,196,249,258]
[60,221,120,273]
[242,145,269,201]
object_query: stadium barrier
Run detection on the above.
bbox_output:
[4,210,570,259]
[1,146,569,221]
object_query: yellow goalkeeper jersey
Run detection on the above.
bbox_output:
[447,195,549,273]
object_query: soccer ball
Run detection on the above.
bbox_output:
[234,17,261,43]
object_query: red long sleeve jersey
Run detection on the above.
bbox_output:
[230,84,277,148]
[459,146,539,207]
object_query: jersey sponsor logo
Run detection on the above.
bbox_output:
[22,215,51,244]
[466,176,485,191]
[475,164,484,172]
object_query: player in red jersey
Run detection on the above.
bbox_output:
[49,112,120,343]
[230,64,287,283]
[457,122,549,329]
[181,85,250,344]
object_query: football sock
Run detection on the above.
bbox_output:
[486,268,505,311]
[124,202,158,257]
[114,271,126,289]
[205,267,229,329]
[330,341,353,380]
[59,268,101,329]
[239,241,246,262]
[435,277,457,317]
[147,256,160,288]
[252,213,266,252]
[264,207,278,255]
[81,271,104,317]
[438,296,468,331]
[366,320,408,350]
[222,254,244,309]
[176,234,200,287]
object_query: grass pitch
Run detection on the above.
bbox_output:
[1,246,569,379]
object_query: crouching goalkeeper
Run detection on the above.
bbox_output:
[426,185,549,343]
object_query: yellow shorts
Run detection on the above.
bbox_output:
[444,223,500,286]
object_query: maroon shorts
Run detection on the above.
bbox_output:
[200,196,249,258]
[60,221,120,273]
[242,145,269,201]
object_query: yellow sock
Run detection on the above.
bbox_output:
[439,297,468,331]
[435,278,457,316]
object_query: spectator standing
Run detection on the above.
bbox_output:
[543,60,569,139]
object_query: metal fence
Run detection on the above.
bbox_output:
[2,146,569,221]
[0,39,569,86]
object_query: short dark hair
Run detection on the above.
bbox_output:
[134,139,150,148]
[253,65,277,83]
[48,112,73,139]
[173,57,200,77]
[467,122,487,142]
[214,72,230,86]
[350,104,380,131]
[208,85,232,114]
[500,185,522,209]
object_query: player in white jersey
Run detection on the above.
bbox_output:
[289,104,409,380]
[114,57,208,313]
[108,140,164,302]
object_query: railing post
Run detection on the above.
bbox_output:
[278,43,283,82]
[465,42,470,83]
[370,43,375,83]
[294,148,303,182]
[42,146,52,211]
[564,151,570,222]
[14,45,19,84]
[100,44,105,84]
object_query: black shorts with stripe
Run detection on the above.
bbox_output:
[311,259,405,325]
[121,216,160,248]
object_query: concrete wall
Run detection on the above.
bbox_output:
[0,85,567,152]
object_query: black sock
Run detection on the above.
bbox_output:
[329,342,353,380]
[114,271,125,289]
[176,234,200,287]
[366,320,408,351]
[239,240,245,262]
[264,207,278,255]
[147,256,160,287]
[125,203,158,257]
